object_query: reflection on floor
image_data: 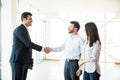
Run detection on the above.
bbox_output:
[27,60,120,80]
[27,60,65,80]
[100,62,120,80]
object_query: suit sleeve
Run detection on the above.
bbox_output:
[15,27,42,51]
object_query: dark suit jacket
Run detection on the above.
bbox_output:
[10,24,42,64]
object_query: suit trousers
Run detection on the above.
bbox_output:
[64,59,79,80]
[10,62,28,80]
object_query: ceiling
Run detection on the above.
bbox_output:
[31,0,120,13]
[30,0,120,19]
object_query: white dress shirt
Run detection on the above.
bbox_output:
[81,40,101,74]
[52,34,85,59]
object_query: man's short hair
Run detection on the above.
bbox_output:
[21,12,32,21]
[70,21,80,32]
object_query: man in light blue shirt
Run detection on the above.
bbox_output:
[48,21,85,80]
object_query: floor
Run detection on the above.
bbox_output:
[27,60,120,80]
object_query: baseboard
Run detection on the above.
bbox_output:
[115,62,120,65]
[45,58,60,61]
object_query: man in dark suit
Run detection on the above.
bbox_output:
[9,12,47,80]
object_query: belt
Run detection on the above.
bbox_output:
[66,58,79,62]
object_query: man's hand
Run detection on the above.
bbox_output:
[44,47,52,53]
[76,68,82,76]
[78,58,90,66]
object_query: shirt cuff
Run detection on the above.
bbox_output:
[41,47,44,52]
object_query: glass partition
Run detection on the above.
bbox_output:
[106,21,120,62]
[29,7,46,63]
[0,0,1,79]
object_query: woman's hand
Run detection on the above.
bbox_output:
[78,60,84,66]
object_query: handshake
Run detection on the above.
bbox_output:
[44,47,52,53]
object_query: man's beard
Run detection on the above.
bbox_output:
[68,30,74,33]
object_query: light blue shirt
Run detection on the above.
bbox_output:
[52,34,85,59]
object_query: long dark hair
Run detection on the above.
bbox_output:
[85,22,101,47]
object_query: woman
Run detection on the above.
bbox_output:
[78,22,101,80]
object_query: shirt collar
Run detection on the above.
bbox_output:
[71,34,79,38]
[22,24,29,31]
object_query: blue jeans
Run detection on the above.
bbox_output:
[83,70,100,80]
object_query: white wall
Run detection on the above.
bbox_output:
[0,0,2,79]
[1,0,17,80]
